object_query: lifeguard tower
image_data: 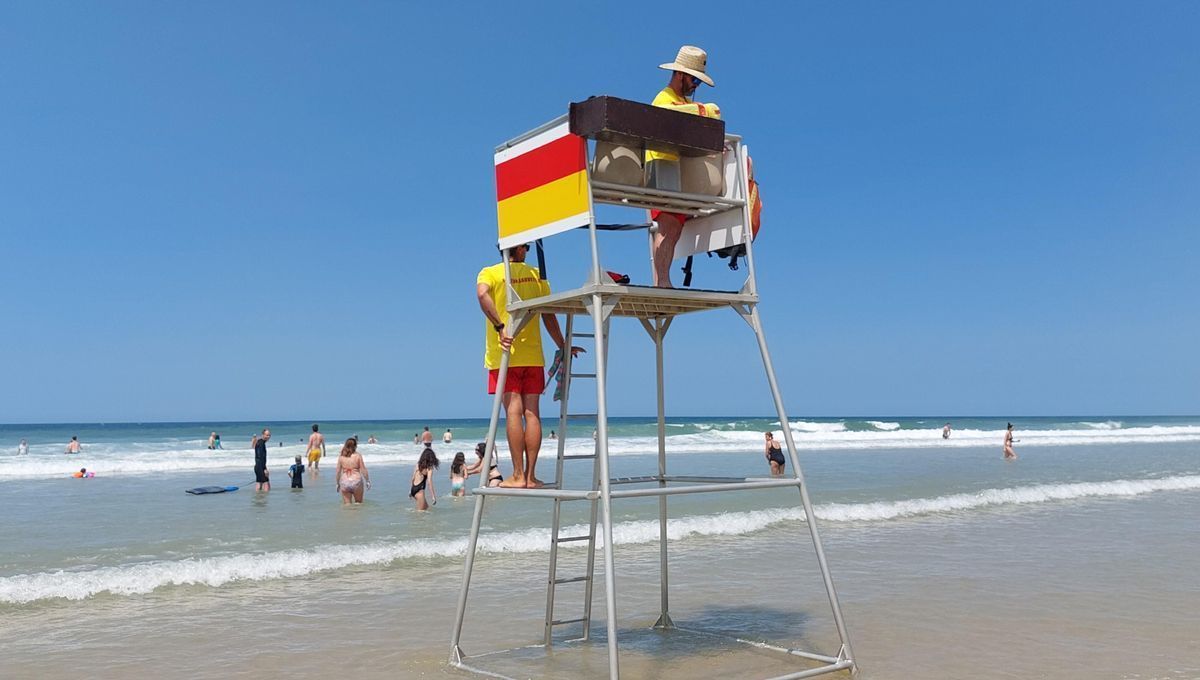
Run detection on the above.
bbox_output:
[449,97,856,679]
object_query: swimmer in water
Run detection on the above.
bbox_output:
[72,468,94,478]
[449,452,467,497]
[465,442,503,487]
[18,439,28,455]
[410,446,439,510]
[335,437,370,505]
[65,436,81,454]
[763,431,786,475]
[942,423,951,439]
[1003,422,1018,460]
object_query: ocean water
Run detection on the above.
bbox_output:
[1,416,1198,679]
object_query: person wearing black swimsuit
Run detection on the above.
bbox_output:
[465,442,503,487]
[764,431,786,476]
[411,445,439,510]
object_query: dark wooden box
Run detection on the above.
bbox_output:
[569,95,725,157]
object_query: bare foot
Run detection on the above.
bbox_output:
[499,477,526,488]
[526,477,546,489]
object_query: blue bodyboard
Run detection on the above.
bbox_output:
[186,486,239,495]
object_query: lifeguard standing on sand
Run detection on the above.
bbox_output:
[476,243,578,488]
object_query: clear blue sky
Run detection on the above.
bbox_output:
[2,1,1197,423]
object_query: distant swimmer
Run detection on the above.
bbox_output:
[307,424,326,471]
[213,433,222,449]
[18,439,28,455]
[942,423,951,439]
[1003,423,1018,460]
[413,433,419,444]
[764,431,786,475]
[207,432,217,449]
[443,428,453,444]
[549,430,556,440]
[422,426,434,446]
[254,428,271,491]
[65,436,81,454]
[72,468,95,478]
[367,435,378,444]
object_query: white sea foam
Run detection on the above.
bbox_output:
[1078,420,1123,430]
[867,421,901,431]
[4,423,1200,480]
[790,420,847,433]
[3,474,1197,604]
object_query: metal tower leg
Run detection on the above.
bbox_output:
[640,317,675,629]
[449,348,513,664]
[591,293,620,679]
[741,304,857,670]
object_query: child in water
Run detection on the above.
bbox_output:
[449,452,466,497]
[410,446,439,510]
[288,456,305,489]
[71,468,94,478]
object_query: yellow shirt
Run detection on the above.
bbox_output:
[478,261,552,369]
[646,87,722,163]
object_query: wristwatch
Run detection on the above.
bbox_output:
[493,322,505,332]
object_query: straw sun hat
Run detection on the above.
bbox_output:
[659,45,714,87]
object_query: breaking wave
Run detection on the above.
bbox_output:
[3,474,1197,604]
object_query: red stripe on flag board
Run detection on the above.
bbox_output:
[495,134,586,202]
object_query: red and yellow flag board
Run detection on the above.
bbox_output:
[495,122,590,249]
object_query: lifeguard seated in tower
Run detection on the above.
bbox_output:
[647,45,722,288]
[589,45,724,288]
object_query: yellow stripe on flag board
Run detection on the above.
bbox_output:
[496,169,589,240]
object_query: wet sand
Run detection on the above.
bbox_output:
[3,490,1197,679]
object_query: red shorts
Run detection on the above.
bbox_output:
[651,210,689,226]
[488,366,546,395]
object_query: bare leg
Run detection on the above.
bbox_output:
[523,394,543,488]
[353,485,365,503]
[341,489,352,505]
[499,392,527,487]
[414,491,428,511]
[652,214,684,288]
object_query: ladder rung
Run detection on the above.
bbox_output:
[554,535,591,543]
[566,413,596,419]
[573,333,595,338]
[550,617,587,626]
[569,373,596,378]
[553,575,591,585]
[562,454,596,460]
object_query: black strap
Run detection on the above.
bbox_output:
[535,239,547,280]
[681,255,694,287]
